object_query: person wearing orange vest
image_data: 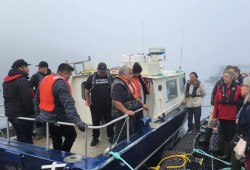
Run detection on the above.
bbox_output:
[34,63,86,152]
[111,65,148,144]
[3,59,34,144]
[131,62,150,131]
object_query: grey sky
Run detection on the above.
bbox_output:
[0,0,250,85]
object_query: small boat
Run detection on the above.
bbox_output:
[0,48,187,170]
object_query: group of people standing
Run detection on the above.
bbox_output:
[184,65,250,169]
[2,59,149,153]
[85,62,149,146]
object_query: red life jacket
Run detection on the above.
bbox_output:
[115,75,139,100]
[39,74,72,112]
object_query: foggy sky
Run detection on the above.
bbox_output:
[1,0,250,86]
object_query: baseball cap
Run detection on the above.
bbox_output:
[11,59,31,69]
[97,62,107,71]
[243,77,250,87]
[37,61,48,68]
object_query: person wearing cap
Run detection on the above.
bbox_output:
[236,77,250,168]
[3,59,34,144]
[84,62,114,146]
[30,61,49,93]
[30,61,50,138]
[131,62,150,130]
[33,63,86,152]
[184,72,206,134]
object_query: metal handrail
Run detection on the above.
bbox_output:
[0,107,144,158]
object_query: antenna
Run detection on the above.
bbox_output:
[141,21,144,55]
[179,28,184,70]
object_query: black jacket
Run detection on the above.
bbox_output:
[3,69,34,118]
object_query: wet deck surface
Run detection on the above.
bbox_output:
[33,128,111,157]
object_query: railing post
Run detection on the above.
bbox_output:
[6,118,10,143]
[46,123,49,149]
[126,116,130,143]
[84,128,88,158]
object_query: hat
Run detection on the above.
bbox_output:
[11,59,31,69]
[132,62,142,73]
[243,77,250,87]
[37,61,48,68]
[189,72,198,78]
[97,62,107,71]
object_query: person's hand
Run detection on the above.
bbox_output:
[86,98,92,106]
[142,104,149,111]
[126,110,135,116]
[76,121,86,132]
[236,119,239,124]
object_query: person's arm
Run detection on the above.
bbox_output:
[85,89,91,106]
[213,88,219,119]
[200,83,206,98]
[54,80,82,124]
[84,75,92,106]
[137,98,149,110]
[112,100,135,116]
[19,78,35,116]
[33,88,40,116]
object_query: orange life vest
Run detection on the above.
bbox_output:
[115,75,139,100]
[131,77,142,98]
[39,74,72,112]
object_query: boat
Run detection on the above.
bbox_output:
[0,48,187,170]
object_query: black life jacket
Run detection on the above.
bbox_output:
[90,71,112,91]
[185,80,201,98]
[219,81,237,105]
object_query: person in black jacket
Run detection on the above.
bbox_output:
[30,61,49,93]
[30,61,50,138]
[3,59,34,144]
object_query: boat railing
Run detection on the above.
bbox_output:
[0,108,144,158]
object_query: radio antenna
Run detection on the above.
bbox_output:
[179,28,184,70]
[142,21,145,55]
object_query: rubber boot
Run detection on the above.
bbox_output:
[199,127,212,144]
[210,132,224,154]
[230,150,243,170]
[218,141,231,162]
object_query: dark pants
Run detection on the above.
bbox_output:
[9,118,33,144]
[135,109,144,132]
[113,115,136,144]
[90,103,114,138]
[49,124,77,152]
[187,106,201,130]
[219,119,236,142]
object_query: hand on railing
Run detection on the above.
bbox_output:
[76,121,87,132]
[142,104,149,111]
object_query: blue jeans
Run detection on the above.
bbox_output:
[9,118,33,144]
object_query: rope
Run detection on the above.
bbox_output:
[193,149,231,166]
[109,151,134,170]
[148,154,192,170]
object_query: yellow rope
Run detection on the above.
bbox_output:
[148,154,192,170]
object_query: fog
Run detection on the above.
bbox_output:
[1,0,250,88]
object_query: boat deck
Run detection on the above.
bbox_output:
[32,128,112,157]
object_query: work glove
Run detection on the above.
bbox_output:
[76,121,86,132]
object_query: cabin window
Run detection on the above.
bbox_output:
[158,85,162,91]
[179,77,185,95]
[166,80,178,101]
[81,82,86,100]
